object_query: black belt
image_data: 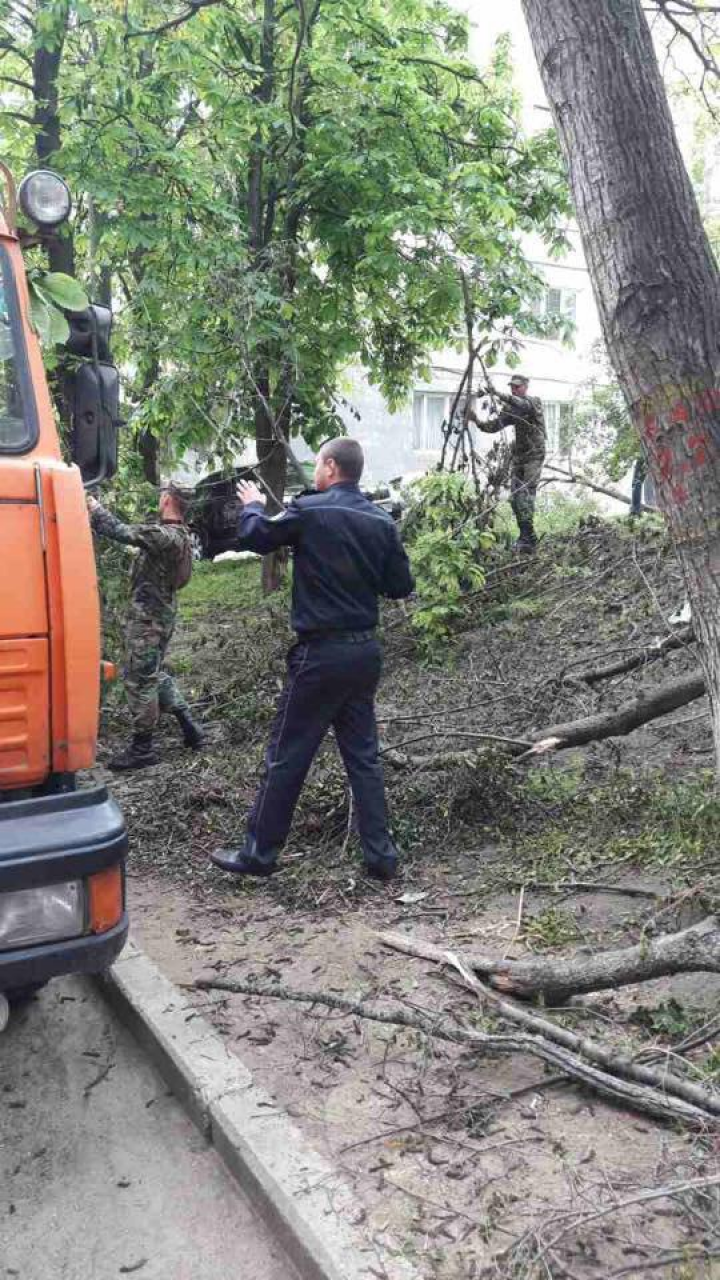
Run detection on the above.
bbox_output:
[298,629,377,644]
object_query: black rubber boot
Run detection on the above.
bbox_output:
[514,520,537,554]
[173,707,205,749]
[108,733,159,772]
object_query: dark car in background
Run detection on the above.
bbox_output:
[188,464,402,560]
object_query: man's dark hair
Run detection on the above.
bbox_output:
[321,437,364,483]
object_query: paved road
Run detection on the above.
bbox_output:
[0,977,297,1280]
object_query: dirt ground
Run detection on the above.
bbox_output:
[101,516,720,1279]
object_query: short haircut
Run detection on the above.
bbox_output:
[166,484,192,519]
[321,437,364,483]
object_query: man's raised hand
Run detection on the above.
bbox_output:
[237,480,266,507]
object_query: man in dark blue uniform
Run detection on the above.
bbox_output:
[210,438,415,882]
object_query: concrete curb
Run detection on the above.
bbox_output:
[97,942,420,1280]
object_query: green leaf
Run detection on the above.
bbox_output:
[48,305,70,347]
[38,273,90,312]
[29,294,53,346]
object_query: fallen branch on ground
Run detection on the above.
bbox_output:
[376,931,720,1118]
[521,669,706,755]
[195,975,720,1128]
[377,915,720,1003]
[578,625,695,685]
[385,669,707,770]
[543,462,656,513]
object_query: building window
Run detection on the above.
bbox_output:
[413,391,455,451]
[543,401,574,455]
[534,286,577,329]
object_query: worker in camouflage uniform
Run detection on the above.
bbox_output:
[466,373,546,552]
[87,487,204,771]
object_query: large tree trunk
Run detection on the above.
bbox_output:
[521,0,720,775]
[33,0,73,275]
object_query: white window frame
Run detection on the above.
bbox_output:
[413,390,458,452]
[543,401,574,456]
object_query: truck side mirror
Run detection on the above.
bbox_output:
[65,361,120,486]
[61,303,121,487]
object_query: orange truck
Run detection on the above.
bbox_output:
[0,167,127,1005]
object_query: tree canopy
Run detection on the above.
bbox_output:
[0,0,570,477]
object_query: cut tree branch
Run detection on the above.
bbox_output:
[386,669,707,771]
[376,930,720,1116]
[543,462,656,512]
[196,974,720,1127]
[524,668,706,754]
[378,916,720,1004]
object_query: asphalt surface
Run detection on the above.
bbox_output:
[0,977,298,1280]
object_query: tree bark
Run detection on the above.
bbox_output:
[520,0,720,776]
[379,917,720,1006]
[529,668,706,751]
[32,0,74,275]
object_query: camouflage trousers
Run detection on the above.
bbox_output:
[510,456,544,526]
[123,609,189,735]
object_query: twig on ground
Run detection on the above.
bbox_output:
[502,886,526,960]
[505,879,659,899]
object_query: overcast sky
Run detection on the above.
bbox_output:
[457,0,548,122]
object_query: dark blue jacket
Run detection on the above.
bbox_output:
[237,483,415,634]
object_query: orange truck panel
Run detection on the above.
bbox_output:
[0,637,50,786]
[41,466,101,773]
[0,502,49,639]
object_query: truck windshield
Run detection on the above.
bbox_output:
[0,248,34,452]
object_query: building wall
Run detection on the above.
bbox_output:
[333,226,604,487]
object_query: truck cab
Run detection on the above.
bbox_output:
[0,170,127,1000]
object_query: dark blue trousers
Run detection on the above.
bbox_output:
[246,636,397,870]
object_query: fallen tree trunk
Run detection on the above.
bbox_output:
[378,917,720,1005]
[579,626,695,685]
[524,668,706,755]
[384,668,707,770]
[376,931,720,1118]
[195,975,719,1128]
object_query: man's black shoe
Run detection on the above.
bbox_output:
[210,848,277,876]
[364,859,397,883]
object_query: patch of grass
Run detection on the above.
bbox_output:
[629,998,698,1041]
[522,762,585,806]
[504,769,720,881]
[485,596,546,625]
[493,491,604,543]
[522,906,580,951]
[181,558,286,618]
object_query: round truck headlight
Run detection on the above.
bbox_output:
[18,169,72,230]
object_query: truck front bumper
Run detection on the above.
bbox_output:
[0,785,128,991]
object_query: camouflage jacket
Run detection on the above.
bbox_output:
[480,393,546,463]
[90,503,191,621]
